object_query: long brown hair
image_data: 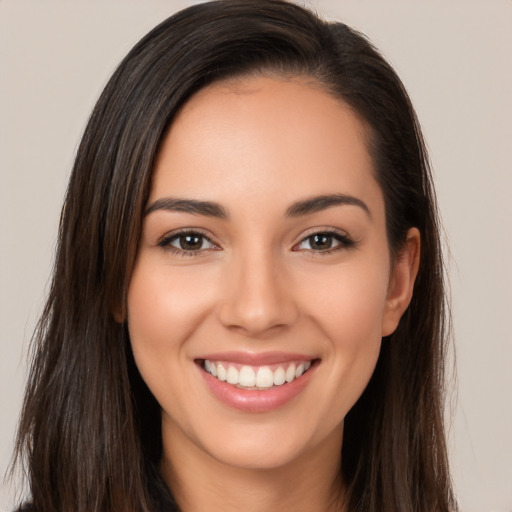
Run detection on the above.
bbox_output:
[13,1,457,511]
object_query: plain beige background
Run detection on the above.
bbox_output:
[1,1,511,511]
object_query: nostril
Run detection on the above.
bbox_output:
[217,292,299,335]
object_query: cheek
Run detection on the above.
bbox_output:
[128,259,213,347]
[127,260,199,392]
[295,257,389,407]
[126,260,216,430]
[298,256,390,338]
[126,255,227,408]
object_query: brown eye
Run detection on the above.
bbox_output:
[295,231,354,253]
[159,231,216,253]
[309,234,334,250]
[177,233,204,250]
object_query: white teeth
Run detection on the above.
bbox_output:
[273,366,286,386]
[217,364,226,381]
[285,364,296,383]
[256,367,274,388]
[204,359,313,388]
[226,366,239,385]
[239,366,256,387]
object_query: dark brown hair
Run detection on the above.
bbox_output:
[13,1,457,511]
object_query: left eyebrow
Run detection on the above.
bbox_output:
[285,193,371,218]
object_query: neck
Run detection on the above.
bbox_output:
[160,418,346,512]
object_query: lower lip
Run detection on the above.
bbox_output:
[198,363,316,413]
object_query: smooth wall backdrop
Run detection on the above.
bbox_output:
[1,1,510,511]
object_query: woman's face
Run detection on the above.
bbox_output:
[127,75,418,471]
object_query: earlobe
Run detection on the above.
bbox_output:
[381,228,421,337]
[113,302,127,324]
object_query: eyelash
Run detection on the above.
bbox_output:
[158,229,356,257]
[158,230,218,257]
[292,229,356,255]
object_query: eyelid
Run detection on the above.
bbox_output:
[155,226,356,256]
[158,228,221,255]
[291,227,356,253]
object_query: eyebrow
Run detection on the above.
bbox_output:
[145,197,228,218]
[285,193,371,218]
[145,193,370,219]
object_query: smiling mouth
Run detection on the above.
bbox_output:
[200,359,316,390]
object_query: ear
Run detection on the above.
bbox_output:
[381,227,421,337]
[113,301,126,324]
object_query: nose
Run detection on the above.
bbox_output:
[217,249,298,336]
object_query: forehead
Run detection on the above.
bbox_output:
[150,75,382,216]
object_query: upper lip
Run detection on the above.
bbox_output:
[196,351,316,366]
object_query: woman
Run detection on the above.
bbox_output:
[13,1,457,511]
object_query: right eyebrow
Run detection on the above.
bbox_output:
[145,197,229,219]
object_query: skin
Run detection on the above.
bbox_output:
[127,75,420,512]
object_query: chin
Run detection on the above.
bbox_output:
[180,408,343,472]
[205,431,316,471]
